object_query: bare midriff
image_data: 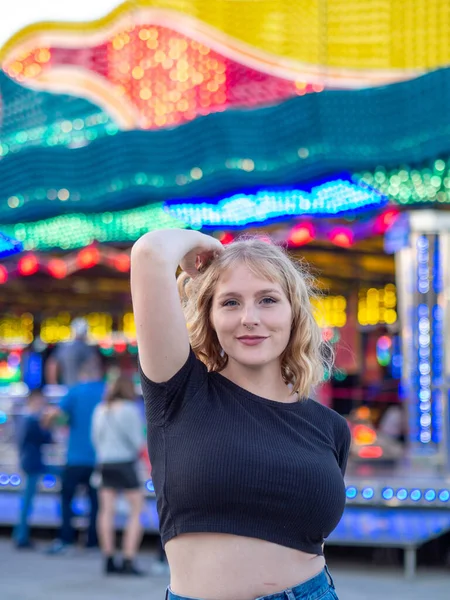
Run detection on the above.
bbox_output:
[166,533,325,600]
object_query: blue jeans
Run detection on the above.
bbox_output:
[13,466,60,545]
[60,465,98,546]
[166,566,339,600]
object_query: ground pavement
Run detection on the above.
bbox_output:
[1,539,449,600]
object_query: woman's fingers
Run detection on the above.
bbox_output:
[180,238,224,278]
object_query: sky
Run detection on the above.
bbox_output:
[0,0,120,50]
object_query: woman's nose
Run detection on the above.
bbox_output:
[241,306,260,326]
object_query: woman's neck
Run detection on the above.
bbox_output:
[219,359,296,403]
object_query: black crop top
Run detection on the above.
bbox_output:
[140,349,351,556]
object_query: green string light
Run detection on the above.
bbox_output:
[3,154,450,252]
[356,157,450,205]
[0,112,114,157]
[0,204,185,251]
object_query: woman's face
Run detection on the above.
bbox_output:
[211,262,292,369]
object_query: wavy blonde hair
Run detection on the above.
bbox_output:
[178,237,333,398]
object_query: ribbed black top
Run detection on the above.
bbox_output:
[140,349,351,555]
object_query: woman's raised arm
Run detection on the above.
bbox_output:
[130,229,223,383]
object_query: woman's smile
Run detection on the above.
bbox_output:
[236,336,268,346]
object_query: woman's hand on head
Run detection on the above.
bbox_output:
[180,233,224,278]
[131,229,223,383]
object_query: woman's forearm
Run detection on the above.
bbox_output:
[131,229,204,271]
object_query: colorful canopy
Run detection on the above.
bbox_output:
[0,1,449,249]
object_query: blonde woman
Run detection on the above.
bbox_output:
[131,229,350,600]
[91,374,145,575]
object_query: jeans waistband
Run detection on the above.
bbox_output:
[166,566,335,600]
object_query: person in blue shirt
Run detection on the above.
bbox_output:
[13,388,56,548]
[45,360,105,554]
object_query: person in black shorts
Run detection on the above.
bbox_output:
[131,229,350,600]
[92,374,145,575]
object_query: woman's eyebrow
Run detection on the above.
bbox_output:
[216,291,242,301]
[257,288,281,295]
[216,288,281,301]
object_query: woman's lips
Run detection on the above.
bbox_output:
[237,336,267,346]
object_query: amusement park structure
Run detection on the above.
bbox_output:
[1,1,450,574]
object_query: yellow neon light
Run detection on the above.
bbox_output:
[2,0,443,79]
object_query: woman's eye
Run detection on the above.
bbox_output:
[261,297,277,304]
[223,299,238,307]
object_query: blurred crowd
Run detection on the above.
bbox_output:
[12,319,166,577]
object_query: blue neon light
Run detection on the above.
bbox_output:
[42,475,57,489]
[9,474,21,486]
[346,486,357,499]
[417,236,430,294]
[0,474,9,486]
[424,489,437,502]
[146,479,155,493]
[431,303,444,444]
[432,236,443,294]
[71,499,85,515]
[396,488,408,500]
[410,489,422,501]
[415,294,432,444]
[438,490,450,502]
[390,336,402,380]
[382,488,394,500]
[165,180,388,228]
[0,230,23,258]
[362,487,375,500]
